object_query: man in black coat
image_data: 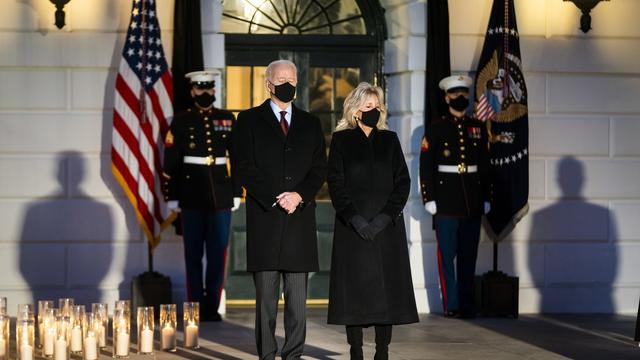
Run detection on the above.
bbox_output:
[232,60,327,360]
[419,75,491,318]
[163,71,242,321]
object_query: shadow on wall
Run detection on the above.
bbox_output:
[19,152,113,305]
[528,155,618,313]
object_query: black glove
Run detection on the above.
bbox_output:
[350,215,370,240]
[364,214,392,240]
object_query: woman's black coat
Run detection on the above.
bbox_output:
[327,127,419,325]
[233,100,327,272]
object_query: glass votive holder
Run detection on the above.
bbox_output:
[91,303,108,349]
[42,308,58,358]
[0,297,6,315]
[114,300,130,315]
[54,316,69,360]
[159,304,176,352]
[17,317,35,360]
[136,307,154,355]
[113,308,130,358]
[82,313,99,360]
[69,305,85,354]
[38,300,54,349]
[0,314,10,360]
[58,299,74,319]
[17,304,35,321]
[183,302,199,349]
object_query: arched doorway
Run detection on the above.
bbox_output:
[222,0,387,303]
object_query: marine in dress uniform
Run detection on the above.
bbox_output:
[419,75,491,318]
[163,71,242,321]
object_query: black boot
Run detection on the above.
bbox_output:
[374,325,392,360]
[345,326,363,360]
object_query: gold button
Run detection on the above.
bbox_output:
[206,132,211,135]
[461,146,466,150]
[444,142,448,146]
[460,139,464,143]
[204,117,209,121]
[459,132,463,136]
[461,154,466,159]
[205,124,210,128]
[458,124,462,129]
[208,147,212,151]
[222,134,227,138]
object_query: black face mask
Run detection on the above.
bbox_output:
[194,92,215,108]
[360,108,380,128]
[272,82,296,103]
[449,95,469,112]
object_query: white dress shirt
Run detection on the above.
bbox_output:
[269,100,292,126]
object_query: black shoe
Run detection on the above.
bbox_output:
[458,311,476,319]
[444,310,460,318]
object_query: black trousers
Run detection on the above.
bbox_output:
[253,271,308,360]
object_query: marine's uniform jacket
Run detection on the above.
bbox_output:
[163,106,242,210]
[419,113,491,217]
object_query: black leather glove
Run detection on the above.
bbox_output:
[365,214,392,239]
[350,215,370,240]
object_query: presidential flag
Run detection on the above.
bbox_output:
[111,0,174,249]
[474,0,529,241]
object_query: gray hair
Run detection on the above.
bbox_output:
[265,59,297,81]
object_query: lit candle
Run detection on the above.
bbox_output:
[54,338,67,360]
[70,326,82,352]
[44,328,55,356]
[20,343,33,360]
[161,325,175,350]
[83,334,97,360]
[96,324,106,348]
[184,323,198,348]
[140,328,153,353]
[115,330,129,357]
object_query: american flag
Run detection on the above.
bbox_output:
[111,0,173,249]
[475,93,496,121]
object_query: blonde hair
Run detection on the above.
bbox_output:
[335,82,388,132]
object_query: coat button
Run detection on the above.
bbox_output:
[285,176,292,181]
[285,147,291,152]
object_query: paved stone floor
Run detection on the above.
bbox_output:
[119,307,638,360]
[20,308,637,360]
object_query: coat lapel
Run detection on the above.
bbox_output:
[259,99,286,141]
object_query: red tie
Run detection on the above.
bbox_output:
[279,111,289,135]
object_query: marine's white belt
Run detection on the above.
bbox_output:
[183,156,227,165]
[438,165,478,173]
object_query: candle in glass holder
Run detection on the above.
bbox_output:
[136,306,154,355]
[82,313,99,360]
[113,308,130,358]
[91,303,108,348]
[53,316,69,360]
[17,317,35,360]
[0,314,9,359]
[0,297,6,315]
[183,302,199,348]
[58,299,74,319]
[159,304,177,352]
[37,300,54,349]
[69,305,85,354]
[42,308,58,358]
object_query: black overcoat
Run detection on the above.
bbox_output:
[327,127,419,325]
[233,100,327,272]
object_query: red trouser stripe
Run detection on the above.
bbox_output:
[435,228,449,313]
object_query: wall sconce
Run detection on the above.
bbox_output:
[50,0,71,29]
[564,0,610,33]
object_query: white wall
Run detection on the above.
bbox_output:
[385,0,640,313]
[1,0,638,315]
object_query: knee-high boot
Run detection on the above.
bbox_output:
[345,326,363,360]
[374,325,392,360]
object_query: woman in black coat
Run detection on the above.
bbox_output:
[327,82,419,360]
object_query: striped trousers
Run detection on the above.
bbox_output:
[253,271,308,360]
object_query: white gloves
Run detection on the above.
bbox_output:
[231,197,242,211]
[425,201,437,215]
[167,200,180,212]
[484,201,491,214]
